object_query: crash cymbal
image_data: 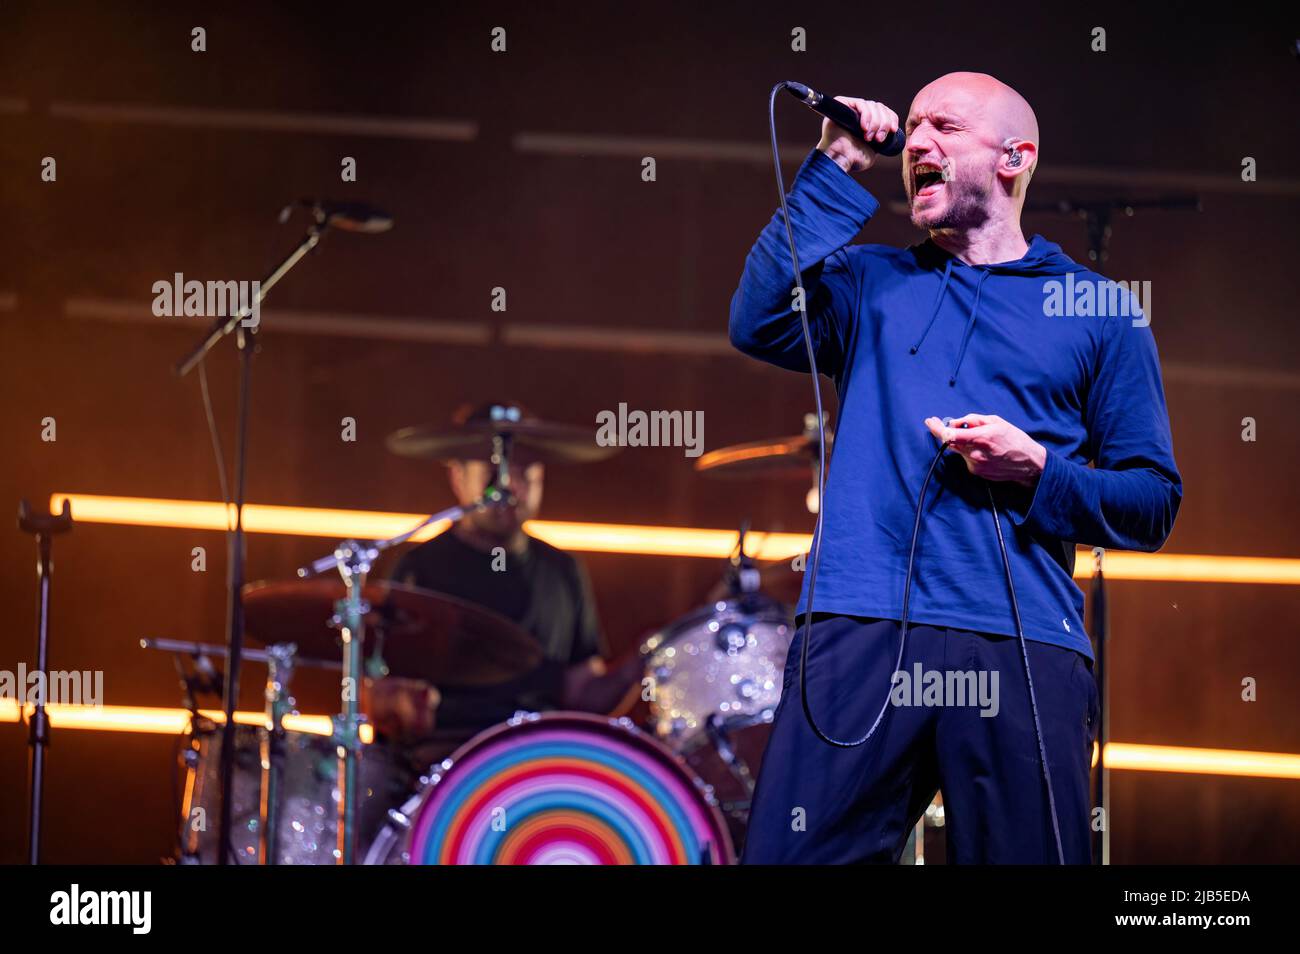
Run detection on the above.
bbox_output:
[386,405,618,465]
[694,434,828,479]
[241,579,543,687]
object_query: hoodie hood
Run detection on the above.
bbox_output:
[908,234,1090,385]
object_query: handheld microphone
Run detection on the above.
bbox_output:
[782,81,905,156]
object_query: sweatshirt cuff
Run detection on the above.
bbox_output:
[1005,446,1072,535]
[796,148,880,221]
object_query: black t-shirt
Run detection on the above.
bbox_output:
[388,530,604,728]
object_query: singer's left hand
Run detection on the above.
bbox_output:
[924,414,1046,487]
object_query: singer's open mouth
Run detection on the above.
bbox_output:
[912,161,946,198]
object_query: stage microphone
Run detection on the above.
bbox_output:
[191,651,223,695]
[782,81,906,156]
[284,199,395,233]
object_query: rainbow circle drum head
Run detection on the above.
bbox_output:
[403,712,734,865]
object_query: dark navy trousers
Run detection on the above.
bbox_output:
[742,616,1099,864]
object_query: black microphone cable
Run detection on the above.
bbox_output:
[983,479,1066,864]
[765,82,1065,863]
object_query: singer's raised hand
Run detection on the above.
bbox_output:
[817,97,899,174]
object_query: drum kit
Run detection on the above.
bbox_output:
[148,405,942,865]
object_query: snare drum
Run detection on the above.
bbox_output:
[369,712,734,865]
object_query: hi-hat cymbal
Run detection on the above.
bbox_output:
[242,578,543,687]
[386,417,618,465]
[693,434,829,480]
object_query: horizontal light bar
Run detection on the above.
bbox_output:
[1101,742,1300,779]
[3,700,1295,780]
[49,493,452,544]
[0,700,371,743]
[528,520,808,560]
[48,493,807,560]
[1071,549,1300,585]
[49,493,1300,582]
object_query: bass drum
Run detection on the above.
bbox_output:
[366,712,734,865]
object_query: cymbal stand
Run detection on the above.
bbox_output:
[295,432,517,863]
[258,642,297,866]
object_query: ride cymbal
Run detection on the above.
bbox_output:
[386,407,618,465]
[242,578,543,687]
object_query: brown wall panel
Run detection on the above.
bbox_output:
[1,3,1297,863]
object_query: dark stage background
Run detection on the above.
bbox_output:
[1,3,1297,864]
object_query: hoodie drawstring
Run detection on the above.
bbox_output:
[949,270,990,386]
[907,258,992,387]
[908,258,954,356]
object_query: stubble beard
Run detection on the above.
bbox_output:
[910,170,993,233]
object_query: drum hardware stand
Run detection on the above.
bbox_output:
[141,638,336,863]
[173,208,336,866]
[802,412,831,513]
[258,642,298,866]
[329,542,371,865]
[168,646,224,707]
[142,639,224,864]
[1089,547,1109,865]
[142,636,337,674]
[296,430,518,863]
[708,526,763,808]
[906,796,946,865]
[17,498,73,866]
[725,522,761,595]
[703,714,757,799]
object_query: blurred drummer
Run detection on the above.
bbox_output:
[376,401,637,740]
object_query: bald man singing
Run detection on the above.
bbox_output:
[731,73,1180,864]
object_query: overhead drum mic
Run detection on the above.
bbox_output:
[782,81,906,156]
[282,199,395,233]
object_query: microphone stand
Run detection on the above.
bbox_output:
[173,214,328,866]
[1089,547,1109,865]
[1023,195,1201,265]
[17,499,74,865]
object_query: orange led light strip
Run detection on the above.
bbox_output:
[1099,742,1300,779]
[1,700,1293,779]
[0,699,372,743]
[49,493,1300,582]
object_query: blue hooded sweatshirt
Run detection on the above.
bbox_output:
[729,149,1181,660]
